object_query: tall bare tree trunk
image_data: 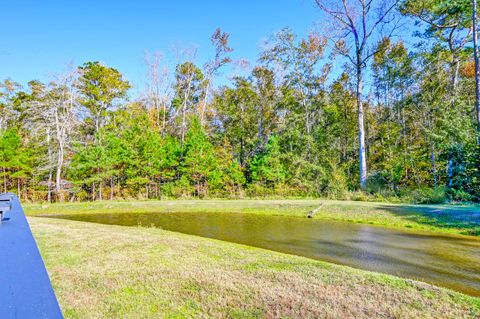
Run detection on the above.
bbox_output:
[55,144,64,202]
[473,0,480,144]
[55,153,63,201]
[54,108,65,202]
[46,128,53,202]
[356,66,367,190]
[47,170,53,203]
[181,104,187,148]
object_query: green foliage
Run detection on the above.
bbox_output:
[213,77,260,167]
[171,62,204,115]
[181,118,221,197]
[214,139,246,196]
[0,128,33,196]
[3,19,480,202]
[249,136,286,190]
[408,187,447,204]
[77,61,131,137]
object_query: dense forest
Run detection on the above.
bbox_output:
[1,0,479,203]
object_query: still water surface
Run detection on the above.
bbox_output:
[47,212,480,296]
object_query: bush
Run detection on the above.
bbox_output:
[348,191,370,201]
[73,189,89,202]
[409,187,446,204]
[448,188,475,202]
[161,176,195,198]
[325,166,349,199]
[366,171,389,193]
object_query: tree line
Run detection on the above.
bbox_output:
[1,0,479,203]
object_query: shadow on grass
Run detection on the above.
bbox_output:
[379,204,480,236]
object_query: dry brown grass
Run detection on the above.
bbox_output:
[30,217,480,318]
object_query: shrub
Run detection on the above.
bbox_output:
[409,187,446,204]
[325,165,349,199]
[349,191,370,201]
[448,188,474,202]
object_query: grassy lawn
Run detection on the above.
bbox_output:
[31,217,480,319]
[25,199,480,236]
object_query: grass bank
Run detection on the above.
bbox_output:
[25,199,480,236]
[31,217,479,319]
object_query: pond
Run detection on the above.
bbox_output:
[45,212,480,296]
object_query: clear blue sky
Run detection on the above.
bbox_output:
[2,0,323,93]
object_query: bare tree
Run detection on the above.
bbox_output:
[0,79,21,131]
[144,51,173,137]
[314,0,400,189]
[53,70,79,201]
[26,68,79,201]
[171,46,203,148]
